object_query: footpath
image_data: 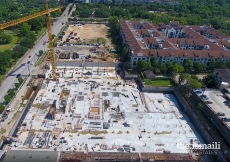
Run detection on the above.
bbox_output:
[1,75,32,137]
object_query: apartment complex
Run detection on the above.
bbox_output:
[119,20,230,67]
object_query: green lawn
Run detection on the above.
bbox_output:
[143,79,172,87]
[0,28,47,52]
[0,28,47,83]
[0,30,19,52]
[35,27,47,39]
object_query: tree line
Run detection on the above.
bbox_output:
[0,0,67,75]
[0,34,35,75]
[71,1,230,35]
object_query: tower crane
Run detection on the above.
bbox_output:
[0,1,61,80]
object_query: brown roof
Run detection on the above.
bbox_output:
[119,20,230,59]
[220,40,229,45]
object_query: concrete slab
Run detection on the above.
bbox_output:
[12,66,203,155]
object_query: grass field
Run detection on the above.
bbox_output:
[0,28,46,52]
[0,28,47,83]
[0,30,19,52]
[35,27,47,39]
[143,79,172,87]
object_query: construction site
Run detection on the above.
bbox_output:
[5,63,204,162]
[54,23,117,63]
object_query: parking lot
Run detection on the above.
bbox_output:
[195,89,230,127]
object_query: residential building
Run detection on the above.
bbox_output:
[213,69,230,88]
[119,20,230,67]
[82,0,91,3]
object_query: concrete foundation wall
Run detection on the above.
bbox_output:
[142,86,174,92]
[174,89,225,162]
[56,62,119,68]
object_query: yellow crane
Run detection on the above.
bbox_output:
[0,1,61,80]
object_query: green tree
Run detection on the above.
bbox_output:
[183,59,193,72]
[173,63,184,73]
[0,32,12,44]
[20,32,36,48]
[20,22,31,36]
[79,9,92,18]
[15,83,21,90]
[158,60,167,74]
[7,89,15,96]
[28,17,43,31]
[0,103,5,113]
[95,8,110,18]
[124,62,131,70]
[39,50,43,55]
[194,62,206,73]
[4,95,12,104]
[121,47,129,61]
[189,79,202,88]
[203,74,216,88]
[208,59,216,70]
[178,73,190,85]
[197,103,204,110]
[52,34,56,39]
[136,60,151,73]
[140,72,144,79]
[150,57,158,68]
[108,16,119,34]
[18,77,23,84]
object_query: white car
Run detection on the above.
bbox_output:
[6,108,11,111]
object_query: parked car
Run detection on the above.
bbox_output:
[204,101,213,104]
[195,90,202,94]
[200,94,209,100]
[6,108,11,112]
[221,117,230,121]
[16,74,21,78]
[216,112,225,116]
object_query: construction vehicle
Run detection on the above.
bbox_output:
[0,0,61,80]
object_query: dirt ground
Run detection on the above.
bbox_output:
[62,24,112,47]
[54,46,118,63]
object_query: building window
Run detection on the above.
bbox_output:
[133,61,137,66]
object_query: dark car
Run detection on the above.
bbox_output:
[204,101,213,104]
[216,112,225,116]
[16,74,21,78]
[83,71,92,75]
[27,61,30,64]
[28,56,31,58]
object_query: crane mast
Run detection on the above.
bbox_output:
[46,1,57,80]
[0,1,61,80]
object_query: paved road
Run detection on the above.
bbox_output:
[0,3,73,102]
